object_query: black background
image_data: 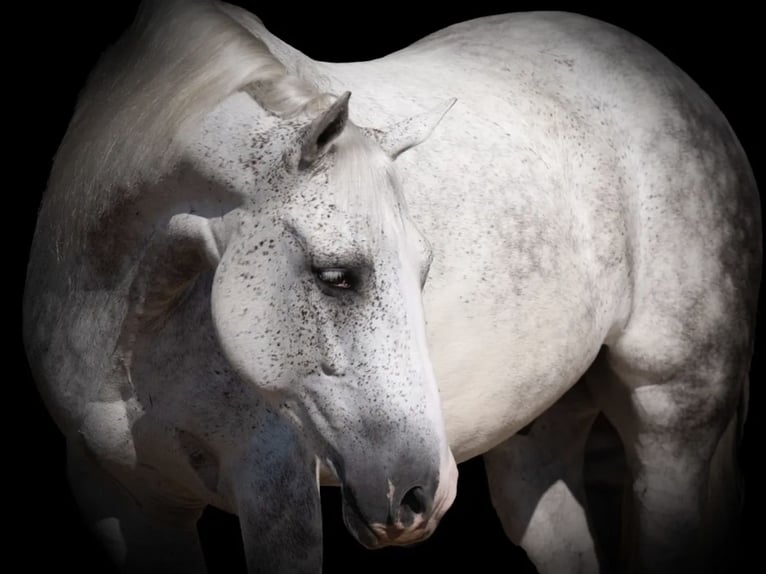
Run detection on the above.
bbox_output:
[14,2,762,572]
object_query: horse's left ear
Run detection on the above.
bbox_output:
[299,91,351,169]
[377,98,457,159]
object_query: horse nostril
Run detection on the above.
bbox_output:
[320,361,338,376]
[400,485,427,516]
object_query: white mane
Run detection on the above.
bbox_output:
[45,0,332,251]
[331,127,408,238]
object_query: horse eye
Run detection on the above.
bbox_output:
[314,268,355,291]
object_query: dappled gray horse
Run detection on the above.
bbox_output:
[24,0,760,572]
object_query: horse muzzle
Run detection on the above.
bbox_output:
[341,451,458,548]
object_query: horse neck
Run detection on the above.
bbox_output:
[218,4,326,89]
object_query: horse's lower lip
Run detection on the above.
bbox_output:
[343,499,435,548]
[370,522,433,546]
[341,497,382,549]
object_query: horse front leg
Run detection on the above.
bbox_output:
[66,435,208,574]
[223,428,323,574]
[484,382,602,574]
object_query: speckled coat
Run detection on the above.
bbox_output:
[23,1,760,573]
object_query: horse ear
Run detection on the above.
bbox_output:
[377,98,457,159]
[299,91,351,169]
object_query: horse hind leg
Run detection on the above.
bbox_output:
[66,436,208,574]
[484,382,603,574]
[586,334,747,574]
[703,380,746,568]
[582,413,628,572]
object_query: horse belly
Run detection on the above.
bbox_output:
[424,289,605,463]
[395,116,626,462]
[412,167,613,462]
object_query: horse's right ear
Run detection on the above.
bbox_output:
[376,98,457,159]
[297,92,351,169]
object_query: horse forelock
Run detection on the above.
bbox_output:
[326,127,409,242]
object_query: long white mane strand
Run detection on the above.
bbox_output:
[44,0,328,252]
[331,127,409,240]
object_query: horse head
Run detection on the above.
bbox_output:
[182,88,458,547]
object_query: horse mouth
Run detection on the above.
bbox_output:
[339,490,437,549]
[368,520,435,546]
[340,494,382,549]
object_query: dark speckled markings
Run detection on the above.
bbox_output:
[205,91,457,552]
[23,4,759,574]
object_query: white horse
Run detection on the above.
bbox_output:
[24,1,760,572]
